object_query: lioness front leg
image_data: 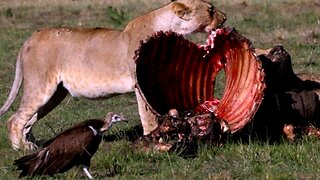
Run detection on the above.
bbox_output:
[135,88,158,135]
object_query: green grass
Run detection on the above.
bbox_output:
[0,0,319,179]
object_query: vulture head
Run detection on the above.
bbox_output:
[101,112,127,132]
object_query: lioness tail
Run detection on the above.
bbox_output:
[0,50,23,116]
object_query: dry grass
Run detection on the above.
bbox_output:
[0,0,317,7]
[0,0,169,9]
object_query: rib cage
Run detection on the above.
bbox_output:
[135,27,265,133]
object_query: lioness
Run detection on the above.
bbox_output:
[0,0,226,150]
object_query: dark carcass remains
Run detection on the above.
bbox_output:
[134,27,320,149]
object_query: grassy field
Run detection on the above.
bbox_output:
[0,0,319,179]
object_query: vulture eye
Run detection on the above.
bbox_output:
[110,113,127,124]
[112,115,121,122]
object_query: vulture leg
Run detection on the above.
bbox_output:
[82,166,93,179]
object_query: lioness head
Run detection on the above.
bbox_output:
[170,0,227,33]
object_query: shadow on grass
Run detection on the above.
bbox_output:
[103,124,143,142]
[103,124,200,158]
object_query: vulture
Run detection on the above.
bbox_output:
[14,112,127,179]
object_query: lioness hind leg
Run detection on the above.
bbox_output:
[7,108,40,150]
[7,84,63,150]
[23,84,68,144]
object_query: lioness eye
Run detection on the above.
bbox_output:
[208,5,215,16]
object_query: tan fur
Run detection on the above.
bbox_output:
[255,48,272,56]
[0,0,226,150]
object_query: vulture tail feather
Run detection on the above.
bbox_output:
[14,149,48,177]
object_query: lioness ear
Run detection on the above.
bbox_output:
[171,2,192,21]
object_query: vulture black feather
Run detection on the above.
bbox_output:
[14,112,126,179]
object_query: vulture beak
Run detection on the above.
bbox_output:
[119,113,128,123]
